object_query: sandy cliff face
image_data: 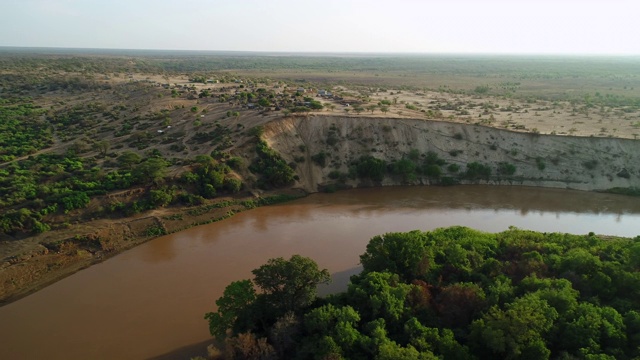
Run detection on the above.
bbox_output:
[263,115,640,192]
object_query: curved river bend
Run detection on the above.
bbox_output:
[2,186,640,359]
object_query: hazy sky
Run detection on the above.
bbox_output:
[3,0,639,54]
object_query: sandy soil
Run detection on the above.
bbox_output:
[2,70,640,306]
[102,73,640,139]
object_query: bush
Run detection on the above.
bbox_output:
[583,160,598,170]
[145,225,166,237]
[311,152,328,167]
[328,170,347,182]
[226,157,244,169]
[249,140,295,188]
[59,191,90,212]
[497,162,516,176]
[465,162,491,180]
[355,156,387,182]
[248,126,264,138]
[392,158,417,182]
[149,188,173,207]
[224,178,242,193]
[424,164,442,178]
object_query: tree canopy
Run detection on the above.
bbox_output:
[205,227,640,359]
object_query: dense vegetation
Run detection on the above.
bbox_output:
[206,227,640,359]
[250,139,296,189]
[319,150,497,190]
[0,98,51,161]
[0,147,246,235]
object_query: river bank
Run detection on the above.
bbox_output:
[0,190,304,305]
[2,185,640,360]
[3,115,640,306]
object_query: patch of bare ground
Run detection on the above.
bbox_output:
[0,190,303,305]
[2,66,639,306]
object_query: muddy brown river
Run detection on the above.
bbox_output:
[2,186,640,359]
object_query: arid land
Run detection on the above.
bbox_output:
[1,51,640,304]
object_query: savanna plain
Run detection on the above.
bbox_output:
[2,49,640,359]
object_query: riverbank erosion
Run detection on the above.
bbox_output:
[0,191,303,305]
[2,114,639,305]
[264,115,640,192]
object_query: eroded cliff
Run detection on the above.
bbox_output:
[263,115,640,192]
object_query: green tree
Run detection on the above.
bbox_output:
[356,156,386,182]
[471,294,557,359]
[348,271,414,325]
[404,317,472,359]
[360,231,431,281]
[392,159,417,182]
[59,191,91,212]
[117,151,142,169]
[250,140,295,188]
[258,97,271,107]
[132,157,168,185]
[93,140,110,156]
[302,304,365,358]
[205,280,257,338]
[558,303,626,357]
[149,188,173,207]
[252,255,331,314]
[465,162,491,180]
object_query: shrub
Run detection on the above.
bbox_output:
[465,162,491,180]
[355,156,386,182]
[248,126,265,138]
[223,178,242,193]
[424,164,442,178]
[392,158,417,182]
[583,160,598,170]
[497,162,516,176]
[311,152,328,167]
[249,140,295,188]
[328,170,348,182]
[226,157,244,169]
[149,188,173,207]
[326,133,340,146]
[145,225,166,237]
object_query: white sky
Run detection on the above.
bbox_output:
[2,0,639,54]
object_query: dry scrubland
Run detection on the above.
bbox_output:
[1,51,640,303]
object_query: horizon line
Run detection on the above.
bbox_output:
[1,45,639,58]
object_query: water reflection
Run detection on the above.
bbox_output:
[1,185,640,360]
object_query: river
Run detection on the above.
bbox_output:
[1,186,640,359]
